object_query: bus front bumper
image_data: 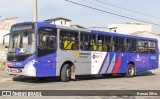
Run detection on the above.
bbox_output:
[6,64,36,77]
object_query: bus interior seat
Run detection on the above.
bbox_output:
[93,45,97,51]
[64,40,72,50]
[103,46,107,51]
[111,44,115,51]
[98,45,103,51]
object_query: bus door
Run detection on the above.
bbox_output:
[36,27,57,77]
[149,41,158,69]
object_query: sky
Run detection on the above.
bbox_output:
[0,0,160,34]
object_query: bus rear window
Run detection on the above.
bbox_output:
[148,41,156,54]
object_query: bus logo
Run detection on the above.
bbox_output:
[93,54,96,59]
[2,91,11,96]
[135,54,141,61]
[75,52,80,58]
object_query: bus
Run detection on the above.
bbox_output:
[3,22,159,82]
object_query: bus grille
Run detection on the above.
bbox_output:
[7,55,31,62]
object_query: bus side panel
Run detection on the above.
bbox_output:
[141,54,150,71]
[95,52,126,74]
[112,53,128,74]
[110,52,124,74]
[56,50,91,76]
[113,53,142,74]
[115,53,158,74]
[149,54,159,70]
[91,51,108,74]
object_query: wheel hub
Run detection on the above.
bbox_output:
[129,67,134,75]
[66,69,70,77]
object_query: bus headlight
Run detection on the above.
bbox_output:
[25,60,35,68]
[23,60,36,76]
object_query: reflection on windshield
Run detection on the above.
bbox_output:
[8,32,36,54]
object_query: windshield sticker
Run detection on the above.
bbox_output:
[16,48,25,54]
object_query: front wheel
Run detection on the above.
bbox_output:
[102,74,112,77]
[61,64,71,82]
[126,64,136,78]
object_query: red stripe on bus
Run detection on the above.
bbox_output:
[112,54,122,73]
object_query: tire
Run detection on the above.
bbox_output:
[12,77,18,81]
[61,64,71,82]
[102,74,112,77]
[36,77,45,81]
[126,64,136,78]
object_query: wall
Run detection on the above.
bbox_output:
[0,17,18,44]
[0,17,18,70]
[51,19,70,27]
[108,23,152,34]
[89,27,110,32]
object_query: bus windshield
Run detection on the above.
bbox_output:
[8,32,36,55]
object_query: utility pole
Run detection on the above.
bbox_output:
[33,0,38,22]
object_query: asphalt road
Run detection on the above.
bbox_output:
[0,70,160,99]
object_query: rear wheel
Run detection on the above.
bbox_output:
[36,77,45,81]
[61,64,71,82]
[126,64,135,78]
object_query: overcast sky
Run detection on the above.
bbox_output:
[0,0,160,34]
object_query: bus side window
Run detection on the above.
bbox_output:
[41,34,56,49]
[60,30,79,50]
[80,33,96,51]
[80,33,88,51]
[138,40,148,53]
[38,27,57,57]
[98,36,103,51]
[148,41,156,54]
[98,35,111,52]
[113,37,125,52]
[113,37,118,52]
[119,38,125,52]
[126,39,137,53]
[89,34,96,51]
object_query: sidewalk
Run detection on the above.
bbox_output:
[149,68,160,74]
[0,70,13,82]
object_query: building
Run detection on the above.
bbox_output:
[0,17,18,44]
[45,17,71,27]
[45,17,87,29]
[89,27,110,32]
[0,17,18,66]
[70,24,86,29]
[108,22,152,34]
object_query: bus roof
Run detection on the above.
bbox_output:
[12,22,157,41]
[92,30,157,41]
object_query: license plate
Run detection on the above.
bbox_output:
[11,69,18,73]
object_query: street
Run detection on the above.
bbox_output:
[0,70,160,90]
[0,70,160,99]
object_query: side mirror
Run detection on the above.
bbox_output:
[42,35,46,42]
[3,33,10,48]
[3,38,5,46]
